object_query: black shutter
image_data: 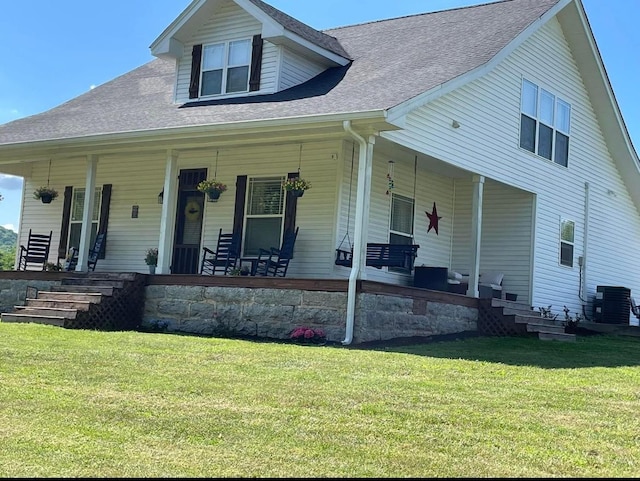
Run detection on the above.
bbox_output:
[58,186,73,259]
[233,175,247,240]
[189,44,203,99]
[283,172,299,234]
[249,35,263,92]
[97,184,112,259]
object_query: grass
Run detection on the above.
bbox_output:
[1,324,639,477]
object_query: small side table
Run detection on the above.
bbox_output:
[239,257,259,276]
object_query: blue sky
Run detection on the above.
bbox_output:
[0,0,638,232]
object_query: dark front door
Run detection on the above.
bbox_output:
[172,168,207,274]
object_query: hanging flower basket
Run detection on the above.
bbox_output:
[207,190,222,202]
[197,179,227,203]
[33,186,59,204]
[282,178,311,197]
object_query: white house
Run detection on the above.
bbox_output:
[0,0,639,327]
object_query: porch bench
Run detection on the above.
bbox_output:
[335,243,420,270]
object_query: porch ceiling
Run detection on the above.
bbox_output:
[376,137,472,180]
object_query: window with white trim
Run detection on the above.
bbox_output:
[68,187,102,252]
[243,177,285,256]
[201,39,251,96]
[520,79,571,167]
[389,193,415,273]
[560,218,575,267]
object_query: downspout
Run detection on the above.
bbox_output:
[342,121,371,345]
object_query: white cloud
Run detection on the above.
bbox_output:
[1,224,17,233]
[0,174,23,190]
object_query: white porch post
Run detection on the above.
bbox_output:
[467,174,485,298]
[76,154,98,272]
[356,135,375,276]
[157,150,179,274]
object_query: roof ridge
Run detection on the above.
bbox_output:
[323,0,513,33]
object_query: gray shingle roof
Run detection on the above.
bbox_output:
[0,0,559,145]
[247,0,350,59]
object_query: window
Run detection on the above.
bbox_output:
[243,177,285,256]
[520,79,571,167]
[68,187,102,252]
[560,219,575,267]
[389,193,415,273]
[201,39,251,96]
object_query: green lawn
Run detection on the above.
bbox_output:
[1,323,639,477]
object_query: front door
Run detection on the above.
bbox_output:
[171,168,207,274]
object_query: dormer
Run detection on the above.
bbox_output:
[150,0,351,104]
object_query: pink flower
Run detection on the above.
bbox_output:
[304,329,315,339]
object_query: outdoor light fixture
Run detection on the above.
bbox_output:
[158,189,164,204]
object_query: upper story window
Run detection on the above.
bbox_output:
[201,39,251,96]
[520,79,571,167]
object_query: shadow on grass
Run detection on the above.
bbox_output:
[353,331,640,369]
[138,327,640,369]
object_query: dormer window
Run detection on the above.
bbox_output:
[201,39,251,96]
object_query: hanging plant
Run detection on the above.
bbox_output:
[197,179,227,202]
[33,186,59,204]
[282,178,311,197]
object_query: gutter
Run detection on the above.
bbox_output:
[341,120,372,345]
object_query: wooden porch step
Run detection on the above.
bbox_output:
[25,298,93,311]
[0,312,66,327]
[14,306,78,319]
[37,291,103,303]
[51,285,114,296]
[62,278,124,288]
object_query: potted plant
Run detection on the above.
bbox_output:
[33,186,59,204]
[197,179,227,202]
[282,178,311,197]
[145,247,158,274]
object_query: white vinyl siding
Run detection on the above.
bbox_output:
[279,47,326,91]
[384,16,640,315]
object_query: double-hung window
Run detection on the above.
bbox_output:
[560,218,575,267]
[68,187,102,251]
[201,39,251,96]
[243,177,285,256]
[520,79,571,167]
[389,193,415,273]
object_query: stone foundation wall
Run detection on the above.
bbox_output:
[143,285,478,344]
[0,279,61,314]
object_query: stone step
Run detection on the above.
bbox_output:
[501,306,541,317]
[538,331,577,342]
[526,323,566,334]
[511,314,560,327]
[14,306,78,319]
[25,298,93,310]
[62,278,124,288]
[491,298,534,311]
[51,285,114,296]
[1,312,66,327]
[37,291,103,303]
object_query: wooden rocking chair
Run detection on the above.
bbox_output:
[253,227,299,277]
[200,229,241,275]
[64,233,106,271]
[18,229,53,271]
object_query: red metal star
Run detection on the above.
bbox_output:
[426,202,441,235]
